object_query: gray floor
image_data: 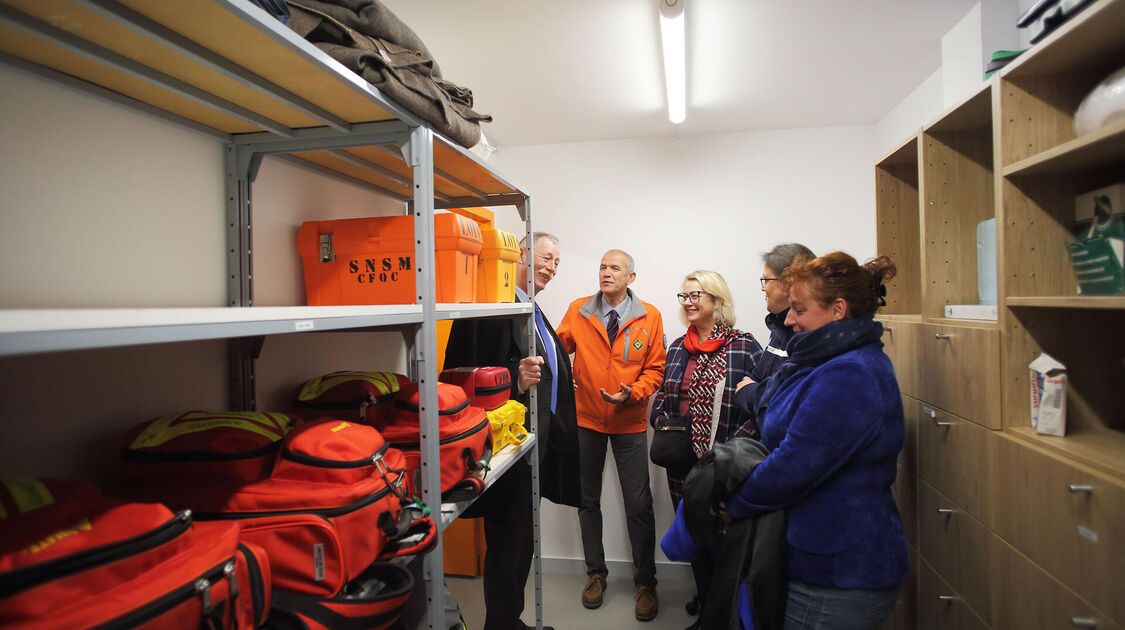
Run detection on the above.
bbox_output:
[447,570,698,630]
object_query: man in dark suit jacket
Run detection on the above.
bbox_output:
[443,231,580,630]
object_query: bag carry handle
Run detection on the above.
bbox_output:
[708,377,726,450]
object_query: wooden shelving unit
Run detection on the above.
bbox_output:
[877,1,1125,627]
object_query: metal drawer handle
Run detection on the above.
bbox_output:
[1072,618,1097,628]
[937,508,956,515]
[934,420,954,427]
[1068,484,1094,494]
[935,333,951,339]
[937,595,958,602]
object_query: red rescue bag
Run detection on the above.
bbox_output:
[115,419,411,599]
[292,371,410,427]
[115,410,296,486]
[267,562,413,630]
[0,477,270,630]
[438,366,512,410]
[382,383,492,502]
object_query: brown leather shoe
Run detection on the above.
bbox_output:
[635,585,658,621]
[581,574,607,609]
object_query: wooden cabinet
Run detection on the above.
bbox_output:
[917,558,990,630]
[991,434,1125,623]
[915,322,1000,429]
[876,3,1125,626]
[917,481,993,625]
[916,400,995,525]
[990,536,1121,630]
[880,319,920,398]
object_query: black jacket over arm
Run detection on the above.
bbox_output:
[443,312,581,507]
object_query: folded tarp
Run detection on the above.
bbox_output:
[287,0,491,148]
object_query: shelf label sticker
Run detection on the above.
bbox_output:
[1078,526,1099,543]
[447,312,461,319]
[295,320,314,331]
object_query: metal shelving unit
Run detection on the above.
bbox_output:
[0,1,543,627]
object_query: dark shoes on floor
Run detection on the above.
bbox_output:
[581,574,607,609]
[635,585,659,621]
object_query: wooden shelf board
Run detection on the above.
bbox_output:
[877,314,924,322]
[877,133,920,168]
[1008,426,1125,480]
[925,81,993,133]
[1002,120,1125,176]
[1007,296,1125,309]
[1002,0,1125,79]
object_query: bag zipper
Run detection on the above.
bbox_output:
[282,441,389,468]
[389,414,490,450]
[94,559,234,630]
[472,383,511,396]
[0,511,191,598]
[122,441,282,463]
[192,486,393,520]
[394,396,470,415]
[237,542,265,625]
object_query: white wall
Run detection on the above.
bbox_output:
[489,125,877,570]
[0,65,408,480]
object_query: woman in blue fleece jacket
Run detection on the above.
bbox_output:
[727,252,906,630]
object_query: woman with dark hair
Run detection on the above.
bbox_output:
[649,269,763,629]
[725,252,907,630]
[734,243,815,420]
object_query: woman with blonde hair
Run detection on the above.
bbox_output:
[649,269,763,629]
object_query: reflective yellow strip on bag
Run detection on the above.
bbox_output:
[0,476,55,517]
[296,371,402,401]
[129,411,292,450]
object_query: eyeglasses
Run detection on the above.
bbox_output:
[676,291,709,304]
[760,277,779,288]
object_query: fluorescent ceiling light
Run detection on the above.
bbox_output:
[659,0,686,124]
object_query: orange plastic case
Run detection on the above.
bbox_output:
[477,225,520,303]
[298,214,483,305]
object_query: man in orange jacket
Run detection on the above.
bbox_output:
[556,249,666,622]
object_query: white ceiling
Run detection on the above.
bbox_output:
[381,0,981,149]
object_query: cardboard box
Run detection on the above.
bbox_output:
[1029,353,1067,436]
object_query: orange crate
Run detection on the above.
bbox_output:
[477,226,520,303]
[297,214,483,305]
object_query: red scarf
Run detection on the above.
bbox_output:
[683,323,738,456]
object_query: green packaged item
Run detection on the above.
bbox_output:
[1066,184,1124,295]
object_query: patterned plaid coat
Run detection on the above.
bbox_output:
[650,331,762,466]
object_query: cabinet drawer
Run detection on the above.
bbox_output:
[918,481,993,625]
[893,463,918,550]
[879,551,918,630]
[916,401,995,525]
[900,394,918,472]
[990,537,1121,630]
[918,558,990,630]
[916,323,1000,428]
[992,435,1125,623]
[880,321,918,399]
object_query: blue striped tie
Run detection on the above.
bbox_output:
[606,308,620,345]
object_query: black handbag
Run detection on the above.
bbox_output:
[650,377,726,474]
[649,412,698,471]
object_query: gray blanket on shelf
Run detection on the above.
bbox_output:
[287,0,491,148]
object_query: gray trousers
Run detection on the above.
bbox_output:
[577,426,657,587]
